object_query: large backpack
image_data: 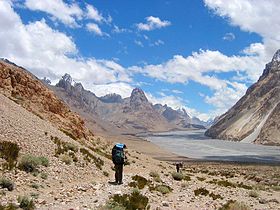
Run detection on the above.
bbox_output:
[112,145,125,164]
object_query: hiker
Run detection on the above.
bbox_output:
[112,143,127,185]
[176,162,183,173]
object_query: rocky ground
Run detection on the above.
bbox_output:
[1,93,280,210]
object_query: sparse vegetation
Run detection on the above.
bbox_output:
[59,129,77,140]
[109,191,149,210]
[40,172,48,180]
[0,177,14,191]
[60,154,73,165]
[0,203,18,210]
[0,141,20,170]
[209,192,223,200]
[249,190,259,198]
[197,177,206,181]
[129,175,149,189]
[172,172,184,181]
[18,196,35,210]
[149,171,159,178]
[18,155,49,173]
[194,187,209,196]
[219,200,250,210]
[80,148,104,170]
[154,184,172,194]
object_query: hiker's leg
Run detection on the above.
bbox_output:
[118,164,123,184]
[115,165,119,183]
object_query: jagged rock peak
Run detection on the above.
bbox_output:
[130,88,148,102]
[99,93,123,103]
[272,49,280,62]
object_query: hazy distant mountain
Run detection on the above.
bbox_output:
[206,50,280,146]
[52,74,207,135]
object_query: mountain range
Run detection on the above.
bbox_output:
[47,73,207,137]
[206,50,280,146]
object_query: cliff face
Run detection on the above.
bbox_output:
[0,59,93,140]
[205,50,280,145]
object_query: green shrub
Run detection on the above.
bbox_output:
[209,192,223,200]
[110,191,149,210]
[60,154,72,165]
[0,203,18,210]
[128,175,148,189]
[40,172,48,180]
[80,148,104,170]
[197,177,206,181]
[172,172,184,181]
[37,156,49,167]
[0,141,20,170]
[194,188,209,196]
[155,185,172,194]
[0,177,14,191]
[219,200,250,210]
[18,196,35,210]
[249,190,259,198]
[18,155,49,173]
[149,171,160,178]
[30,183,39,189]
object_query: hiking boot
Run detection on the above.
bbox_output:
[118,182,123,185]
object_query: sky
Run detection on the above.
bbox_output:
[0,0,280,121]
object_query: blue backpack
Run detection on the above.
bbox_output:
[112,144,125,164]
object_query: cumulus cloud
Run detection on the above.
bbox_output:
[25,0,83,27]
[0,1,130,90]
[204,0,280,60]
[85,4,111,24]
[84,82,134,98]
[136,16,171,31]
[223,32,235,41]
[130,49,265,88]
[86,23,105,36]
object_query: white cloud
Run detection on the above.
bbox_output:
[137,16,171,31]
[0,1,130,88]
[85,4,111,24]
[204,0,280,60]
[146,93,210,121]
[223,32,235,41]
[134,40,144,47]
[150,39,165,47]
[84,82,134,98]
[130,49,265,88]
[25,0,83,27]
[86,23,104,36]
[112,25,131,33]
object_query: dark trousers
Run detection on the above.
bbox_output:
[115,164,123,183]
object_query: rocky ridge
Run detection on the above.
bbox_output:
[206,50,280,145]
[52,74,206,136]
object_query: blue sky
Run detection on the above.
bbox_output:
[1,0,279,120]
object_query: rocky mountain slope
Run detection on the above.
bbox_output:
[206,50,280,146]
[51,74,206,136]
[0,60,93,141]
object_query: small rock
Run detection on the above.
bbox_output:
[162,201,169,207]
[259,198,268,204]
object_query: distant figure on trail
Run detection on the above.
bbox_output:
[176,162,183,173]
[112,143,127,185]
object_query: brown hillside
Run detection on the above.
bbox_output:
[0,60,92,141]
